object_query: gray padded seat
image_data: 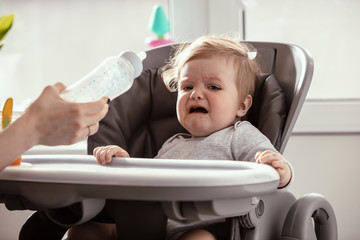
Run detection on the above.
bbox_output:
[88,70,287,157]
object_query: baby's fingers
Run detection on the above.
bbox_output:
[101,146,119,164]
[113,148,130,158]
[93,147,104,164]
[104,146,127,163]
[93,145,129,165]
[272,159,287,169]
[93,146,113,164]
[255,151,263,163]
[255,150,277,164]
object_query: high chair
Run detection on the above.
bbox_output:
[0,42,337,240]
[86,41,337,240]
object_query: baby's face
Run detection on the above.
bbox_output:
[176,56,250,137]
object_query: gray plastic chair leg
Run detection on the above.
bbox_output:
[235,191,297,240]
[280,193,337,240]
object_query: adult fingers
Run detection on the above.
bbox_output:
[69,123,99,144]
[87,122,99,136]
[80,97,109,115]
[52,82,67,93]
[91,104,109,125]
[81,99,109,127]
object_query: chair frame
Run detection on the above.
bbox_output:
[139,41,336,240]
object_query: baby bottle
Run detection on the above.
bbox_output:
[61,51,145,103]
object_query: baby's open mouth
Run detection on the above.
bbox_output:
[189,107,208,113]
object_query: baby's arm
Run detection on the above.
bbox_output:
[93,145,129,165]
[255,150,291,188]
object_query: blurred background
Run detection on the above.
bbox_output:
[1,0,359,239]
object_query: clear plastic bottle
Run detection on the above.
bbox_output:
[60,51,145,103]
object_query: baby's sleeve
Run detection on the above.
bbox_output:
[231,121,294,188]
[231,121,277,162]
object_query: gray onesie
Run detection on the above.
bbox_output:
[156,121,279,163]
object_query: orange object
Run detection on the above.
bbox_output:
[10,156,22,166]
[2,98,13,129]
[2,98,22,166]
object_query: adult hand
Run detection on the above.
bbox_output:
[25,82,109,146]
[0,82,109,171]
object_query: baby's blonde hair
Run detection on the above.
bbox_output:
[161,35,260,101]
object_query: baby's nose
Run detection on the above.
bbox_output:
[190,89,204,100]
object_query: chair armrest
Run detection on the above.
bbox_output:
[280,193,337,240]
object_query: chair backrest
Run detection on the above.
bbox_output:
[249,42,313,153]
[88,42,313,156]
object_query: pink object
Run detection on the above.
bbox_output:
[146,38,174,47]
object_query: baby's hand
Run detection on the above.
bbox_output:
[93,145,130,165]
[255,150,291,188]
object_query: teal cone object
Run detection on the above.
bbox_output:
[148,5,170,39]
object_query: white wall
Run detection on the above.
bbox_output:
[284,134,360,240]
[169,0,360,100]
[0,0,168,105]
[2,0,360,105]
[1,0,360,239]
[245,0,360,100]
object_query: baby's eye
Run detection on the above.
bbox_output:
[182,85,193,91]
[208,85,221,90]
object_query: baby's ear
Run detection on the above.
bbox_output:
[236,95,252,118]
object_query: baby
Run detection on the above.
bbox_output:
[68,35,292,240]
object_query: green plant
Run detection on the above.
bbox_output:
[0,13,15,50]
